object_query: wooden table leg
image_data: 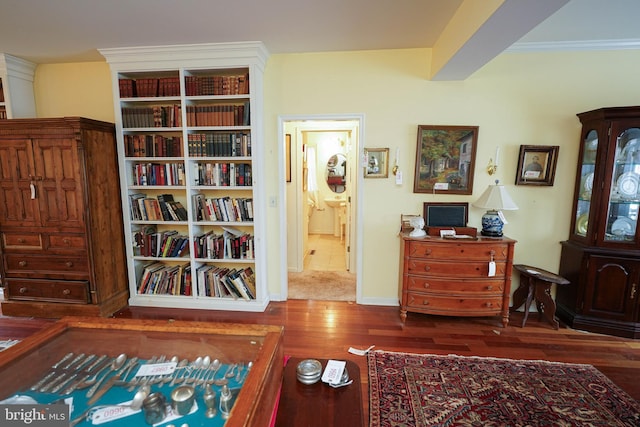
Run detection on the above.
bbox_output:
[534,282,559,330]
[510,274,529,311]
[521,277,536,328]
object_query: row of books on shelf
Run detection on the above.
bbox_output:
[185,73,249,96]
[196,265,256,300]
[192,162,252,187]
[119,77,181,98]
[124,134,183,157]
[137,262,192,296]
[192,194,254,222]
[132,162,186,186]
[134,228,190,258]
[193,227,255,260]
[130,193,188,222]
[187,132,251,157]
[122,105,182,128]
[185,103,249,127]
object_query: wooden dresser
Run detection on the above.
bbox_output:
[0,117,129,317]
[399,234,516,326]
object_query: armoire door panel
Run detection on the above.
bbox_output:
[0,139,40,227]
[584,257,636,321]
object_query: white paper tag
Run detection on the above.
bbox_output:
[91,401,140,424]
[134,361,177,377]
[434,182,449,190]
[488,261,496,277]
[348,345,374,356]
[321,360,346,385]
[497,210,508,224]
[439,229,455,237]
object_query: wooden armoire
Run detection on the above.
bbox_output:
[0,117,128,317]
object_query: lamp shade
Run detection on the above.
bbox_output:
[472,182,519,211]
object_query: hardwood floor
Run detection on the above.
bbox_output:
[1,300,639,423]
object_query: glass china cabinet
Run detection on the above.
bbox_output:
[558,106,640,339]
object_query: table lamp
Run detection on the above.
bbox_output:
[472,180,518,237]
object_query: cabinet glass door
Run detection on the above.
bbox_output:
[575,130,597,237]
[605,127,640,242]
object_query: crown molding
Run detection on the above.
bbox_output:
[506,38,640,53]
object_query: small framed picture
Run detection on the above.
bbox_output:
[515,145,559,186]
[364,148,389,178]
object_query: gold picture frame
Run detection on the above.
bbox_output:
[364,148,389,178]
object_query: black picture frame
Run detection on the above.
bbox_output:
[414,125,478,195]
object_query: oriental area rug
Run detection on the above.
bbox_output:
[368,350,640,427]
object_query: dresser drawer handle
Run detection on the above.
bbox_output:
[486,285,493,290]
[424,249,432,256]
[17,238,25,243]
[63,238,70,245]
[485,302,493,308]
[65,261,74,268]
[423,266,431,272]
[423,282,430,289]
[19,287,27,294]
[422,300,430,305]
[18,260,27,267]
[62,289,71,295]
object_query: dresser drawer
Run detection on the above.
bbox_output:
[5,278,90,304]
[406,276,504,294]
[2,233,43,250]
[407,241,510,261]
[4,254,89,275]
[48,234,87,250]
[406,293,503,314]
[407,259,507,278]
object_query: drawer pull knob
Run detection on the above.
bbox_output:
[62,289,71,295]
[425,249,432,256]
[63,238,70,245]
[65,261,73,268]
[423,266,431,272]
[423,300,430,305]
[423,283,430,289]
[17,238,25,243]
[486,285,493,290]
[18,260,27,267]
[485,302,493,307]
[19,287,27,294]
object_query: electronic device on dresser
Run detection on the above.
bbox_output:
[398,233,516,327]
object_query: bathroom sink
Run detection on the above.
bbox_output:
[325,198,346,208]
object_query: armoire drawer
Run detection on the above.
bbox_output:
[406,293,503,314]
[407,241,509,261]
[407,259,507,278]
[4,254,89,275]
[5,278,90,304]
[405,276,504,294]
[1,233,43,250]
[48,234,87,250]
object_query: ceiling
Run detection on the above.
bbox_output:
[1,0,639,80]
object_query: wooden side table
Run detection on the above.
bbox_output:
[511,264,570,329]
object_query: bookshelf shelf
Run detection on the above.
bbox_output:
[102,42,268,312]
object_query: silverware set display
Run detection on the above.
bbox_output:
[25,352,252,426]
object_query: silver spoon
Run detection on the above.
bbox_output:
[181,356,202,385]
[86,353,127,398]
[194,355,211,384]
[130,384,151,410]
[201,359,220,388]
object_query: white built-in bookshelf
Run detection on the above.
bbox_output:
[100,42,269,311]
[0,53,36,119]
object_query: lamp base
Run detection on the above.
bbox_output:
[480,210,504,237]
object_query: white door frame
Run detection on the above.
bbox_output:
[276,113,365,303]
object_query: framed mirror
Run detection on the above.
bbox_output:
[326,153,347,193]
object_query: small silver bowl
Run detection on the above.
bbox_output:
[296,359,322,385]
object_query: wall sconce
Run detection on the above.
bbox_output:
[487,147,499,175]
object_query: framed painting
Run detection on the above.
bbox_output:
[364,148,389,178]
[413,125,478,194]
[515,145,559,186]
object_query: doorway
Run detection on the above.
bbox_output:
[279,115,363,302]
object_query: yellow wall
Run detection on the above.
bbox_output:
[32,47,640,305]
